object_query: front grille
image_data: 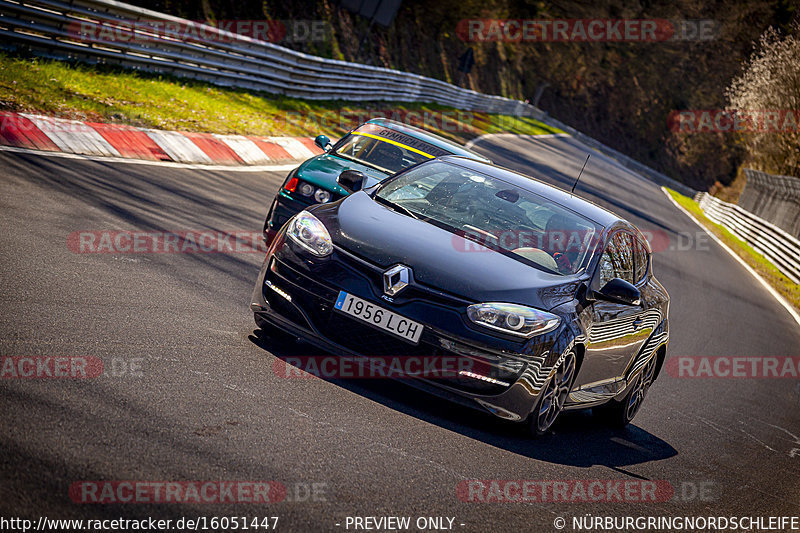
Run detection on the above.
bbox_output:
[312,310,514,394]
[272,259,338,300]
[313,307,439,357]
[268,256,520,395]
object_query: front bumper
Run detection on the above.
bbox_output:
[250,235,568,422]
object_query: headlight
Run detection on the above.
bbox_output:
[297,182,315,196]
[314,189,332,203]
[286,211,333,257]
[466,303,560,337]
[288,178,333,204]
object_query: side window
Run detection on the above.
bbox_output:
[634,238,649,284]
[598,232,635,286]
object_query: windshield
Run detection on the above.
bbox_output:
[375,161,601,275]
[333,123,452,174]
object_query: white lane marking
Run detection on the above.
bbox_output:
[218,373,484,485]
[464,132,570,150]
[661,186,800,329]
[214,134,271,164]
[677,409,798,458]
[144,129,213,164]
[21,114,122,157]
[740,429,778,452]
[760,423,800,442]
[262,137,315,159]
[693,414,726,434]
[0,144,298,172]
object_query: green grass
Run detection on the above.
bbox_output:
[666,188,800,313]
[0,52,562,142]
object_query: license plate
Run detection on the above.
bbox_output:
[334,291,424,344]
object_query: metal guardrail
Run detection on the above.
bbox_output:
[0,0,535,114]
[0,0,695,195]
[697,192,800,284]
[740,169,800,239]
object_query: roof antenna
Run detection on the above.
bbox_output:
[571,154,590,194]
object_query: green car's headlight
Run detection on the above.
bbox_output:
[466,303,560,337]
[286,211,333,257]
[297,181,315,197]
[314,189,332,203]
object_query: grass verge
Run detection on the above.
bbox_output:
[666,188,800,313]
[0,52,562,142]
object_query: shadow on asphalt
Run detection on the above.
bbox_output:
[250,330,678,470]
[5,153,280,305]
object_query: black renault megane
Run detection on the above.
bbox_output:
[251,156,669,435]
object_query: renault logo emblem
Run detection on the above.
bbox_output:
[383,265,411,296]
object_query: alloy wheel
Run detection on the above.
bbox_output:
[625,355,658,421]
[534,350,577,434]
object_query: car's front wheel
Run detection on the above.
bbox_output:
[529,349,577,436]
[596,354,658,428]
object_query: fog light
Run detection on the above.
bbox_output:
[265,280,292,302]
[459,370,510,387]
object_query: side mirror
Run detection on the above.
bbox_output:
[596,278,641,306]
[337,169,365,194]
[314,134,332,152]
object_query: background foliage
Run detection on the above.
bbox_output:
[82,1,800,189]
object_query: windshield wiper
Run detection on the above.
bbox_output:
[373,195,420,220]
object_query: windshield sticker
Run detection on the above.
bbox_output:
[356,124,452,157]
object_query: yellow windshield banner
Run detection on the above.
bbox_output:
[352,132,435,159]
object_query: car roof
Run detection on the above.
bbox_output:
[365,118,490,162]
[437,155,624,228]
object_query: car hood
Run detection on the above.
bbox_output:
[317,191,582,310]
[297,154,388,195]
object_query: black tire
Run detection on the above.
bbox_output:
[596,354,658,428]
[529,350,577,436]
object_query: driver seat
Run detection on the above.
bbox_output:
[372,143,404,170]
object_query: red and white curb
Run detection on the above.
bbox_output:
[0,112,324,165]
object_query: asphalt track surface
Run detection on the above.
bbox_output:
[1,135,799,531]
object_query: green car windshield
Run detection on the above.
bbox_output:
[333,123,452,174]
[375,161,601,275]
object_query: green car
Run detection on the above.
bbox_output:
[262,118,490,243]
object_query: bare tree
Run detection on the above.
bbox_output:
[726,22,800,177]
